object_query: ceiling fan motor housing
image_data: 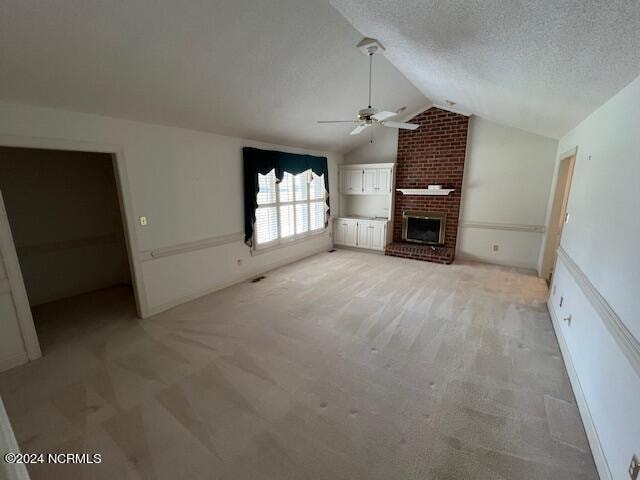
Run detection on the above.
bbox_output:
[357,37,385,56]
[358,107,379,121]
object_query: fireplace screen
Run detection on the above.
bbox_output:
[402,211,446,245]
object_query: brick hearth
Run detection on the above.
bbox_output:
[385,107,469,264]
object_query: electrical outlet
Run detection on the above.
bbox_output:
[630,454,640,480]
[492,244,499,252]
[139,216,148,226]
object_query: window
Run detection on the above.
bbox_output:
[255,169,326,247]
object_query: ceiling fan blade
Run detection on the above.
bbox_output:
[372,110,397,121]
[350,124,369,135]
[317,120,360,123]
[382,121,419,130]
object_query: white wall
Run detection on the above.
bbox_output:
[544,75,640,480]
[344,127,398,165]
[457,117,558,269]
[0,148,130,305]
[0,101,342,369]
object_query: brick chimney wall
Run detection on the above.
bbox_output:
[387,107,469,263]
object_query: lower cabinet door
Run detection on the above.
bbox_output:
[345,221,358,246]
[370,223,386,250]
[334,220,346,245]
[357,221,371,249]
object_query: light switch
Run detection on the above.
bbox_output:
[139,216,148,226]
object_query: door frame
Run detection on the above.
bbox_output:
[0,135,149,361]
[540,147,577,283]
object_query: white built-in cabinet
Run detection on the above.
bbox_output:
[341,165,392,194]
[356,220,386,250]
[334,218,358,247]
[334,218,386,251]
[340,168,364,194]
[336,163,395,252]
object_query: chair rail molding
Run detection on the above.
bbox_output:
[460,221,546,233]
[556,246,640,377]
[547,302,613,480]
[140,232,245,261]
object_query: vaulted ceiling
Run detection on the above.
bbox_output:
[1,1,639,150]
[331,0,640,138]
[0,0,426,153]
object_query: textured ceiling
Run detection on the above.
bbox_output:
[0,0,426,153]
[331,0,640,138]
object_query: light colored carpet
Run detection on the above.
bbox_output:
[0,250,598,479]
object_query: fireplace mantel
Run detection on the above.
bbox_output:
[396,188,455,196]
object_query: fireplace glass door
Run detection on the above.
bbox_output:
[402,212,446,245]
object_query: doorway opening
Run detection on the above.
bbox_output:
[540,150,577,283]
[0,146,138,354]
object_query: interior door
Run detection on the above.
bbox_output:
[363,169,378,193]
[377,168,392,193]
[0,189,41,370]
[542,153,576,282]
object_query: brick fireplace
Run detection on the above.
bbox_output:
[385,107,469,264]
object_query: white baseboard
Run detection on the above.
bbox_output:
[334,245,385,255]
[146,244,331,317]
[0,351,28,373]
[455,251,538,272]
[547,300,611,480]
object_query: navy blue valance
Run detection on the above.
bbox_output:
[243,147,330,246]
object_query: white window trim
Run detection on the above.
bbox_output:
[254,170,327,251]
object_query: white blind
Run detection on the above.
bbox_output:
[255,206,278,244]
[279,172,294,202]
[256,170,278,245]
[257,170,276,205]
[280,204,295,238]
[254,169,326,247]
[310,200,325,231]
[310,173,324,200]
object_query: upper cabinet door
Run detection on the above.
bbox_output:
[377,168,392,193]
[340,165,393,194]
[363,169,378,194]
[349,169,364,193]
[339,169,351,194]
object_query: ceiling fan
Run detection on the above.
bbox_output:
[317,38,419,142]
